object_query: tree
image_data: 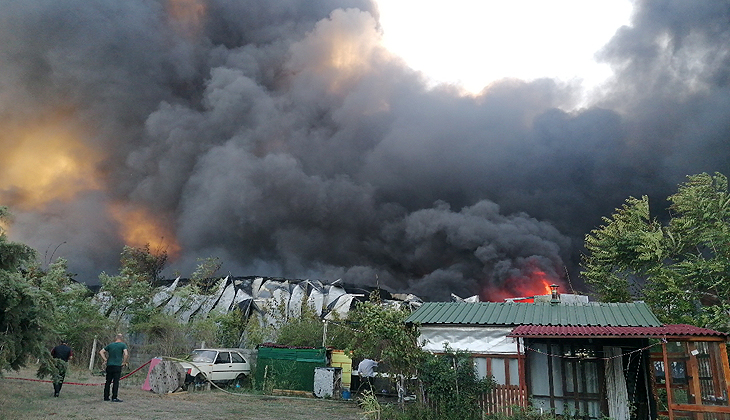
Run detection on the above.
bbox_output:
[582,196,662,302]
[418,346,493,420]
[275,305,352,349]
[582,173,730,329]
[189,256,222,292]
[347,292,424,401]
[98,244,168,329]
[32,258,112,364]
[275,305,325,348]
[119,244,168,284]
[0,207,57,372]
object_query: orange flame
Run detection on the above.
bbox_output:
[109,203,181,259]
[0,118,102,209]
[536,272,553,295]
[481,268,560,302]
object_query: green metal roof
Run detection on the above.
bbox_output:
[405,301,662,327]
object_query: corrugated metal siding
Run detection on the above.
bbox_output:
[405,301,662,327]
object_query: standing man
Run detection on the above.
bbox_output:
[99,333,129,402]
[50,340,73,397]
[357,358,380,393]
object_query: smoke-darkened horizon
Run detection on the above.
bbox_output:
[1,1,728,301]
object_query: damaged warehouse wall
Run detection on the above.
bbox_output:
[94,275,423,335]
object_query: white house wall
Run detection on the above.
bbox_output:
[419,326,518,355]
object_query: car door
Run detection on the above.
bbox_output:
[230,351,250,377]
[211,351,234,381]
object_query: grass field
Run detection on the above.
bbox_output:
[0,367,363,420]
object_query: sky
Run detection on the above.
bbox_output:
[376,0,633,95]
[1,0,729,301]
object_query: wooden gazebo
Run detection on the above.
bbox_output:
[648,324,730,420]
[511,324,730,420]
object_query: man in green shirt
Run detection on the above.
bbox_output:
[99,333,129,402]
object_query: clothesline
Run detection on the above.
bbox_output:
[522,340,663,360]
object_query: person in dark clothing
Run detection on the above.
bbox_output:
[50,340,73,397]
[99,333,129,402]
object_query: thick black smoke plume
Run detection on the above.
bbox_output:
[1,1,729,301]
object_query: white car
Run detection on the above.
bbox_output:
[180,348,251,389]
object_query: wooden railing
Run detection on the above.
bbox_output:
[481,384,527,415]
[421,384,527,415]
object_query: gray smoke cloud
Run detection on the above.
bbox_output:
[1,1,729,301]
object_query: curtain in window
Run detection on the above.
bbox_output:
[605,346,630,420]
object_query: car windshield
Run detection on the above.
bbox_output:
[191,350,217,363]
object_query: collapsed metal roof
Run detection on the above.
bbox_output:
[97,275,423,324]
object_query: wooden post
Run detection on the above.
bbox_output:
[517,338,527,408]
[719,342,730,406]
[89,337,98,371]
[687,342,704,420]
[662,340,674,420]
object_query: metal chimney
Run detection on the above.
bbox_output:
[550,284,560,303]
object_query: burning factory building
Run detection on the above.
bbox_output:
[2,0,730,302]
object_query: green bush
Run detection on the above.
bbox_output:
[367,403,560,420]
[276,305,325,347]
[417,346,494,420]
[483,406,560,420]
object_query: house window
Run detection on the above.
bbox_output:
[474,357,488,380]
[528,342,603,418]
[474,356,519,386]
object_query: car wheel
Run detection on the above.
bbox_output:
[192,373,210,391]
[232,373,249,389]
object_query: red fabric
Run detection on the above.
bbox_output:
[141,358,162,391]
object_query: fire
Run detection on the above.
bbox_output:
[481,268,561,302]
[536,273,553,295]
[109,203,181,259]
[0,119,102,209]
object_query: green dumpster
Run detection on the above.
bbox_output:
[255,345,327,392]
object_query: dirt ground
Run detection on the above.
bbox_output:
[0,367,364,420]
